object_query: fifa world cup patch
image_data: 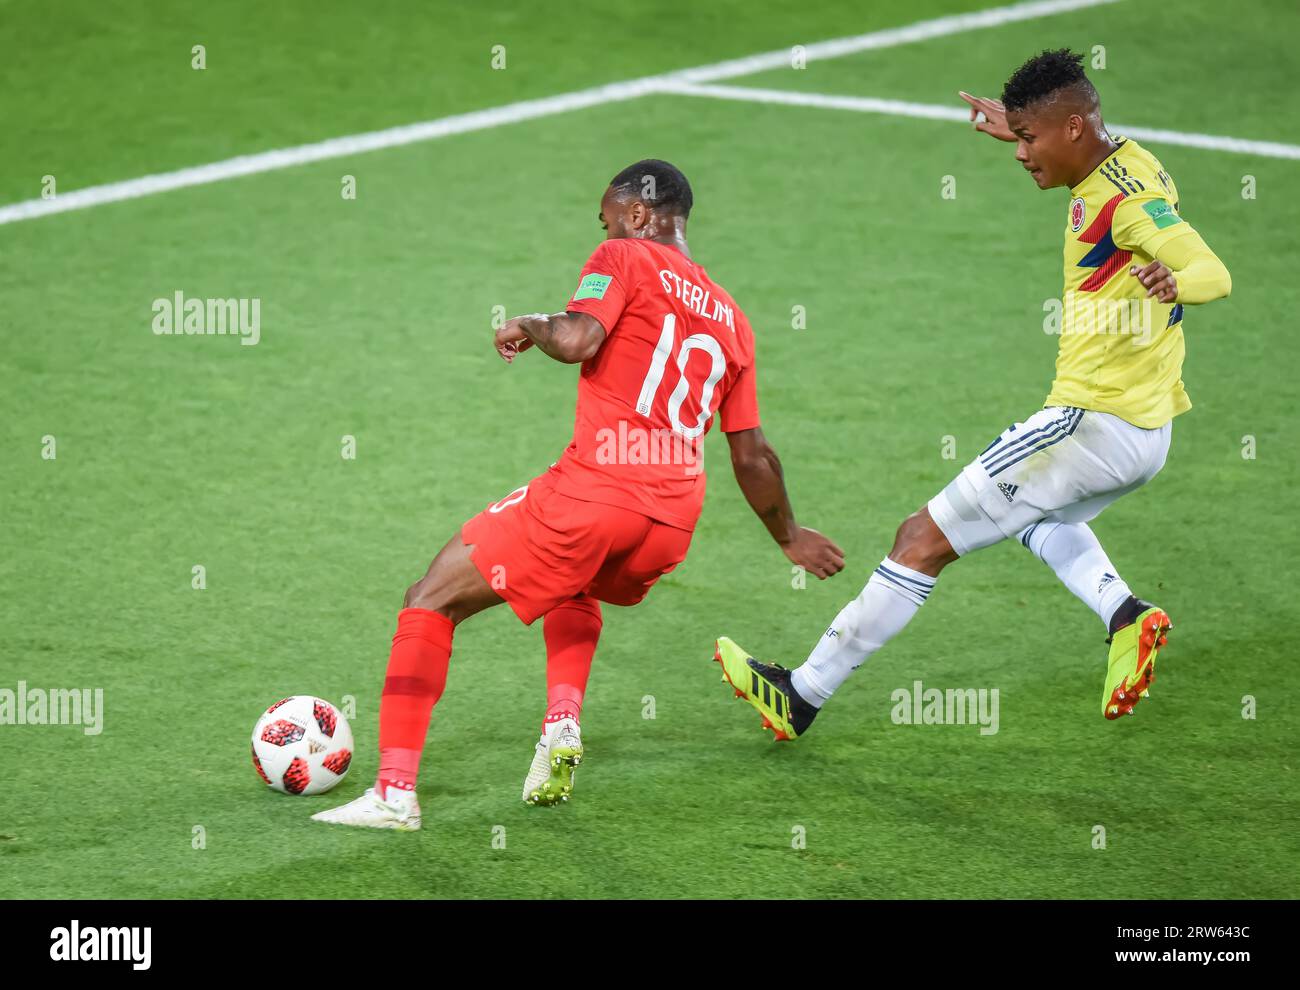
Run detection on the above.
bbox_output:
[1141,199,1182,229]
[573,273,613,300]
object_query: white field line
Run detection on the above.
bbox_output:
[661,81,1300,161]
[0,0,1121,226]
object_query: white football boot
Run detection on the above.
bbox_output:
[310,784,421,831]
[522,718,583,806]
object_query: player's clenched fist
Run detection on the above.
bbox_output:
[782,526,845,580]
[494,315,537,363]
[1129,261,1178,302]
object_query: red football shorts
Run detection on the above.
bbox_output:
[461,467,693,625]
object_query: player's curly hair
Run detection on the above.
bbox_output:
[609,159,693,218]
[1001,48,1096,112]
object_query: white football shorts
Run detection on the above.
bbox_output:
[928,405,1171,556]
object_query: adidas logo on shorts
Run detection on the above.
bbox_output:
[997,482,1019,503]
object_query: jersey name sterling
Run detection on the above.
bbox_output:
[657,268,736,330]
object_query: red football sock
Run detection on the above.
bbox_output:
[376,608,453,795]
[542,595,602,732]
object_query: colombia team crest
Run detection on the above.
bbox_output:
[1069,196,1086,232]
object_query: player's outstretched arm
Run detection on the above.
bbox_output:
[495,312,606,364]
[958,91,1015,141]
[726,427,844,580]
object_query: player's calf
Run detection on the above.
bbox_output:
[713,512,952,738]
[362,533,507,818]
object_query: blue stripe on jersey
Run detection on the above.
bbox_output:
[1115,161,1145,192]
[1166,303,1184,326]
[1078,227,1120,269]
[979,409,1072,473]
[1103,160,1143,195]
[986,408,1084,477]
[1101,162,1131,197]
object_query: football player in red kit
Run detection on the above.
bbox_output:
[313,159,843,829]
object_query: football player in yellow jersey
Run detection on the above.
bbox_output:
[714,50,1231,737]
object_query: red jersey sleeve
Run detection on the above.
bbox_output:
[718,359,760,432]
[565,240,631,334]
[719,310,760,433]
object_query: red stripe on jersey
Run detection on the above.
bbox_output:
[1078,192,1126,244]
[1078,249,1133,292]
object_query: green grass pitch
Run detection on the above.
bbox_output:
[2,0,1298,899]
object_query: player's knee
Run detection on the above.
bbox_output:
[403,575,449,614]
[403,578,430,610]
[562,593,603,623]
[888,508,956,574]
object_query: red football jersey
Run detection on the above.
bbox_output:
[555,238,760,531]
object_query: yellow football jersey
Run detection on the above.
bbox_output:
[1045,137,1197,429]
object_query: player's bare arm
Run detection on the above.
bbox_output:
[495,311,606,364]
[726,426,845,579]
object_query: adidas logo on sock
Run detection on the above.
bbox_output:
[997,482,1019,503]
[1098,572,1117,594]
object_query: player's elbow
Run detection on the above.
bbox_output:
[1202,262,1231,304]
[730,439,779,478]
[559,334,602,364]
[553,317,604,363]
[1205,255,1232,301]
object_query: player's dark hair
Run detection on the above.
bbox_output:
[609,159,693,218]
[1001,48,1096,112]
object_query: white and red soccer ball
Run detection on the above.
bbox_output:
[251,696,353,795]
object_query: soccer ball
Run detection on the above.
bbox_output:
[251,696,353,795]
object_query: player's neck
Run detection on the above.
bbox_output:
[654,233,691,261]
[637,231,691,259]
[1070,130,1121,190]
[633,217,691,260]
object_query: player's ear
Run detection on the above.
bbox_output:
[628,200,649,231]
[1067,113,1085,141]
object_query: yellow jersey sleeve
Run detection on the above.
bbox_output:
[1113,197,1232,306]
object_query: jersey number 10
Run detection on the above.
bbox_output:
[634,314,725,440]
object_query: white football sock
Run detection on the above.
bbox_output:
[1017,521,1131,629]
[791,558,936,707]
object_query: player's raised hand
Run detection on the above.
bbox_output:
[958,91,1015,142]
[1130,261,1178,302]
[782,526,845,580]
[494,316,535,363]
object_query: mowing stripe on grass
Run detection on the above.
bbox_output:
[0,0,1121,227]
[659,82,1300,161]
